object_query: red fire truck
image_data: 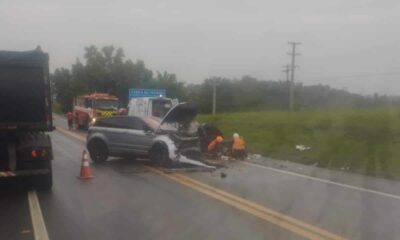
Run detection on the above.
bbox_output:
[73,93,119,129]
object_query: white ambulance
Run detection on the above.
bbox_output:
[127,97,179,118]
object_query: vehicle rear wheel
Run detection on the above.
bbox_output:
[149,144,172,167]
[88,140,108,163]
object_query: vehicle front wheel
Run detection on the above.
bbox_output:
[149,144,172,167]
[88,140,108,163]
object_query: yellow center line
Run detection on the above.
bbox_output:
[146,166,345,240]
[173,172,344,240]
[56,126,346,240]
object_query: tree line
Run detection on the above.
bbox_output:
[51,45,185,112]
[52,45,400,113]
[188,76,399,113]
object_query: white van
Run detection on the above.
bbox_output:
[127,97,178,118]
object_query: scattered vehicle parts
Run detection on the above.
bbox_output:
[295,145,311,151]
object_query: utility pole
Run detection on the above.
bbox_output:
[212,79,217,115]
[282,64,291,83]
[282,64,291,109]
[288,42,301,111]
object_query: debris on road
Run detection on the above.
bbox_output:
[247,153,262,160]
[20,229,31,235]
[295,145,311,151]
[178,155,215,169]
[204,160,227,168]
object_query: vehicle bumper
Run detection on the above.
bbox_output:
[0,169,50,178]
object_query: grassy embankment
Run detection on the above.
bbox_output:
[197,108,400,180]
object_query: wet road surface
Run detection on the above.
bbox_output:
[1,116,400,239]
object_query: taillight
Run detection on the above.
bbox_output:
[41,149,47,157]
[31,150,38,158]
[31,149,47,159]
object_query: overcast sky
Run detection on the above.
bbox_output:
[1,0,399,95]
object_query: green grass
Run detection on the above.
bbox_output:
[197,108,400,180]
[52,102,63,115]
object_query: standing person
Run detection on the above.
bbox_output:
[232,133,246,160]
[66,111,73,130]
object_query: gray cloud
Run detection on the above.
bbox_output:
[1,0,399,94]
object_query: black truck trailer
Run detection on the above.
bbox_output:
[0,48,53,190]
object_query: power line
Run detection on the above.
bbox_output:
[288,42,301,111]
[301,71,400,80]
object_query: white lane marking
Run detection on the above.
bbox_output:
[27,191,49,240]
[243,161,400,200]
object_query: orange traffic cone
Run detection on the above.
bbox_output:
[79,150,93,179]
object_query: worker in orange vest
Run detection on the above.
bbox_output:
[207,136,224,156]
[66,111,73,130]
[232,133,246,160]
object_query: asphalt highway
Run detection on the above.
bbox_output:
[1,116,400,240]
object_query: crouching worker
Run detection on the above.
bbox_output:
[232,133,247,160]
[207,136,224,157]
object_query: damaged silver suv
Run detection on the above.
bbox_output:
[87,103,202,166]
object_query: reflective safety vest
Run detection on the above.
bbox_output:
[233,137,245,150]
[208,136,223,152]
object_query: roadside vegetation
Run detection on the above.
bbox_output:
[197,108,400,180]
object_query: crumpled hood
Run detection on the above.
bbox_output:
[158,102,197,127]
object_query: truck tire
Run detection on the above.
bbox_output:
[33,162,53,191]
[149,143,172,167]
[88,139,108,163]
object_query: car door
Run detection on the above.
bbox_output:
[99,117,131,154]
[122,117,154,155]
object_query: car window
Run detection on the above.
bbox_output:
[130,117,145,130]
[96,116,148,130]
[95,117,122,128]
[115,117,135,129]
